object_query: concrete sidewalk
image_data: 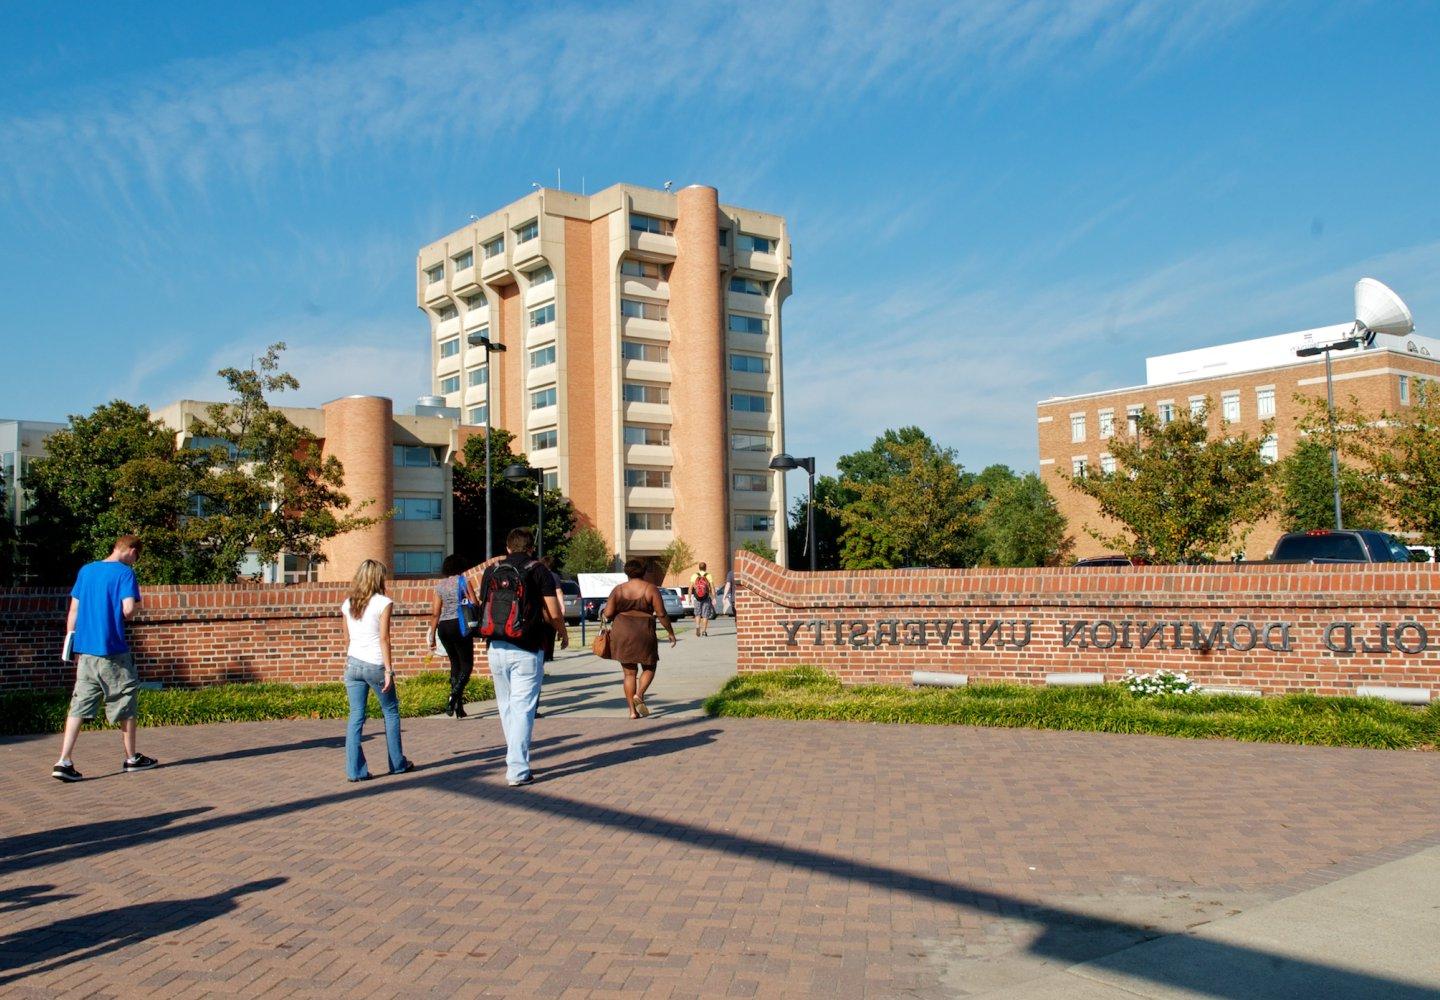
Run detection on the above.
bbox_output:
[975,844,1440,998]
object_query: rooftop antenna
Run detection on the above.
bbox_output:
[663,180,673,193]
[1353,277,1414,345]
[530,181,541,192]
[467,214,479,223]
[556,168,561,190]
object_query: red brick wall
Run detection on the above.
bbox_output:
[0,581,446,692]
[733,552,1440,696]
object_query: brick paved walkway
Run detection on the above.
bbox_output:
[1,713,1436,998]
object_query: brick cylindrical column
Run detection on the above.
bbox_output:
[668,185,729,583]
[319,396,394,582]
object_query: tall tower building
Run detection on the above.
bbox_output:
[417,184,791,575]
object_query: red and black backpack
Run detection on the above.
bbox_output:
[478,560,541,641]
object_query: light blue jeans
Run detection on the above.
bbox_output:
[488,641,544,782]
[344,656,405,780]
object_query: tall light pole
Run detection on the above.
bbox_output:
[468,333,507,558]
[1296,338,1358,530]
[503,464,543,558]
[769,452,816,571]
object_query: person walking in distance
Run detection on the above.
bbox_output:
[603,558,677,719]
[478,528,565,786]
[340,559,413,782]
[428,554,476,718]
[538,554,569,667]
[52,534,157,781]
[689,561,717,637]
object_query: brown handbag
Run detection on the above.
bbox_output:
[591,624,612,659]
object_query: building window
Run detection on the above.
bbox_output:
[621,298,668,321]
[1261,435,1278,464]
[532,429,558,450]
[1098,410,1114,438]
[1399,374,1410,405]
[425,264,444,285]
[626,511,672,531]
[529,303,555,327]
[718,229,729,247]
[482,235,504,259]
[395,498,442,521]
[394,550,444,576]
[530,345,556,368]
[526,263,553,286]
[622,340,668,363]
[1071,457,1087,477]
[1070,415,1086,443]
[1158,403,1174,424]
[542,470,558,491]
[1126,405,1142,436]
[733,473,768,492]
[735,512,774,532]
[393,445,440,467]
[623,382,669,405]
[730,392,769,414]
[624,425,670,446]
[461,291,486,309]
[621,259,666,279]
[439,338,460,358]
[437,304,458,321]
[1256,387,1276,417]
[530,386,557,410]
[728,314,767,336]
[1222,392,1240,422]
[731,432,770,452]
[467,405,487,425]
[735,233,774,253]
[1189,397,1205,418]
[625,468,671,488]
[729,353,769,374]
[729,277,771,295]
[1100,454,1116,475]
[440,375,460,394]
[515,219,539,243]
[630,214,675,236]
[468,366,488,387]
[452,250,473,270]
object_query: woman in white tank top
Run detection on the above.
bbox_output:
[340,560,412,781]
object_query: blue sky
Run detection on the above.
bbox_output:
[2,0,1437,476]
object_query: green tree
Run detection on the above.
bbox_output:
[836,426,936,485]
[1275,438,1386,532]
[0,478,14,586]
[1066,403,1274,563]
[658,537,696,577]
[561,526,614,575]
[453,429,576,560]
[1338,380,1440,541]
[738,538,777,561]
[787,475,846,570]
[978,473,1074,566]
[839,436,983,569]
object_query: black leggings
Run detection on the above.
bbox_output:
[436,619,475,704]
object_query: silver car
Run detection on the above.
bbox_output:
[559,580,582,623]
[659,587,685,619]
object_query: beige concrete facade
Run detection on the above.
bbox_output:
[1037,336,1440,559]
[155,398,464,582]
[416,183,792,579]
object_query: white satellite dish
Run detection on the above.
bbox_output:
[1354,277,1414,343]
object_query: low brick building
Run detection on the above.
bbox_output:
[1037,326,1440,559]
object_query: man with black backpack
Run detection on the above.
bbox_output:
[477,527,566,786]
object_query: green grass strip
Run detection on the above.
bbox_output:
[0,672,496,737]
[704,667,1440,750]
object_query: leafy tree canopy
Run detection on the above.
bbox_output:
[1275,438,1386,533]
[561,526,614,576]
[978,472,1074,567]
[453,429,576,561]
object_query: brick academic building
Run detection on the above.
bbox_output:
[1037,325,1440,559]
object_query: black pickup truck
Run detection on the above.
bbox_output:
[1268,529,1414,563]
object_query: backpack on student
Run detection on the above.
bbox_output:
[478,560,540,642]
[692,575,710,601]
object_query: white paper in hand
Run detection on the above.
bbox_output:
[61,631,75,663]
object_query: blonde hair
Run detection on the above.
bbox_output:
[347,560,387,619]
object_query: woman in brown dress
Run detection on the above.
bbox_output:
[602,558,677,719]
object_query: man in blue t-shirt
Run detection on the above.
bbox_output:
[52,534,158,781]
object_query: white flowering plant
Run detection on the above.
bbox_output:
[1122,668,1197,696]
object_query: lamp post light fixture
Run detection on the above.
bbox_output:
[1295,338,1361,531]
[503,463,543,558]
[467,333,508,557]
[769,452,816,571]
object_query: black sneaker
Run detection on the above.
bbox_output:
[123,754,158,772]
[51,763,83,782]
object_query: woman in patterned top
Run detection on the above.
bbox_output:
[427,554,476,718]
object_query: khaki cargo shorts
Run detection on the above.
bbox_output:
[68,653,140,724]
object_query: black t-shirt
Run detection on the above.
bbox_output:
[480,554,554,652]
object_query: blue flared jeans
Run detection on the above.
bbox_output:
[344,656,405,780]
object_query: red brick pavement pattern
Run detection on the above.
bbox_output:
[0,716,1436,998]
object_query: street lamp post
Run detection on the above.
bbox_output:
[503,464,543,558]
[1296,338,1360,531]
[769,452,816,571]
[467,333,508,558]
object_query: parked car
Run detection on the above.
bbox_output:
[1407,545,1436,563]
[1268,530,1413,563]
[658,587,686,619]
[1074,555,1147,567]
[559,579,582,623]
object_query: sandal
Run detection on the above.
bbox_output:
[634,696,651,718]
